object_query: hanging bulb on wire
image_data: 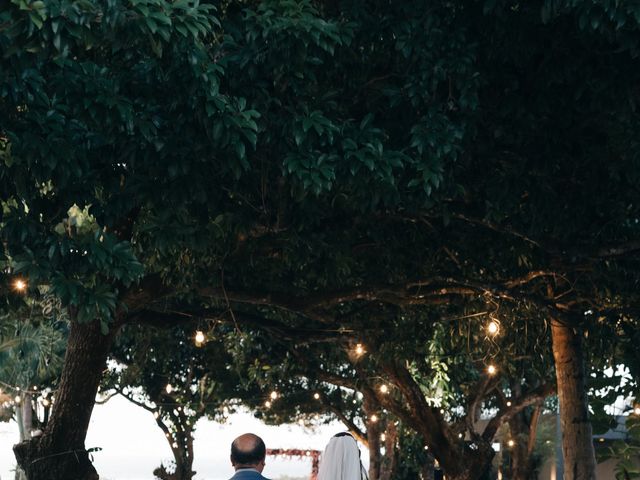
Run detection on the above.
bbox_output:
[487,320,499,336]
[13,279,27,292]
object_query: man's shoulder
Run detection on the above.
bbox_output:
[228,470,270,480]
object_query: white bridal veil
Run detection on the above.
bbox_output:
[317,433,368,480]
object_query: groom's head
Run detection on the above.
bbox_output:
[231,433,267,472]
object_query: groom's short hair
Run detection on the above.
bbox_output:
[231,433,266,466]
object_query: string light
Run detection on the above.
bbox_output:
[379,384,389,394]
[487,364,497,375]
[380,433,386,442]
[154,411,160,419]
[370,414,378,423]
[487,320,499,336]
[41,398,50,407]
[194,330,205,347]
[506,401,512,407]
[270,391,278,400]
[313,393,320,400]
[13,279,27,292]
[634,406,640,415]
[458,433,463,439]
[507,440,515,447]
[14,395,21,404]
[165,384,173,394]
[264,400,272,408]
[355,344,365,356]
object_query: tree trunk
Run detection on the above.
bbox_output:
[421,453,435,480]
[364,396,381,480]
[376,360,495,480]
[152,417,196,480]
[508,405,541,480]
[13,319,115,480]
[379,420,398,480]
[550,318,596,480]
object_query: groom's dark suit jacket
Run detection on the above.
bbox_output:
[228,468,270,480]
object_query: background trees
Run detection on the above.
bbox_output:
[104,321,247,480]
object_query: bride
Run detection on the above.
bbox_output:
[317,432,369,480]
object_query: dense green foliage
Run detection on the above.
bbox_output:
[2,0,640,478]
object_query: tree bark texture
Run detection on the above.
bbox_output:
[379,420,398,480]
[13,319,115,480]
[508,406,541,480]
[550,318,597,480]
[152,417,196,480]
[364,395,381,480]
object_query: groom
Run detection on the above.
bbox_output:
[228,433,271,480]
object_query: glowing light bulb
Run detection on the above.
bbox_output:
[270,391,278,400]
[507,440,515,447]
[380,433,386,442]
[165,384,173,394]
[458,433,463,438]
[370,414,378,423]
[41,398,50,407]
[298,419,305,426]
[153,411,160,419]
[487,364,497,375]
[506,401,512,407]
[379,384,389,394]
[634,406,640,415]
[13,279,26,292]
[194,330,205,346]
[264,400,272,408]
[487,321,499,335]
[14,395,21,404]
[313,393,320,400]
[355,343,365,355]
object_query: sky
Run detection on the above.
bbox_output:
[0,396,354,480]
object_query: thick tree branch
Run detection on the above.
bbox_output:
[481,382,555,442]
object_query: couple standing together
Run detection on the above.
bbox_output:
[229,432,369,480]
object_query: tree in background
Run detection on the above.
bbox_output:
[103,321,249,480]
[0,286,67,480]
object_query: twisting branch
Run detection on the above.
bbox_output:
[481,382,555,442]
[466,375,500,439]
[322,400,368,447]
